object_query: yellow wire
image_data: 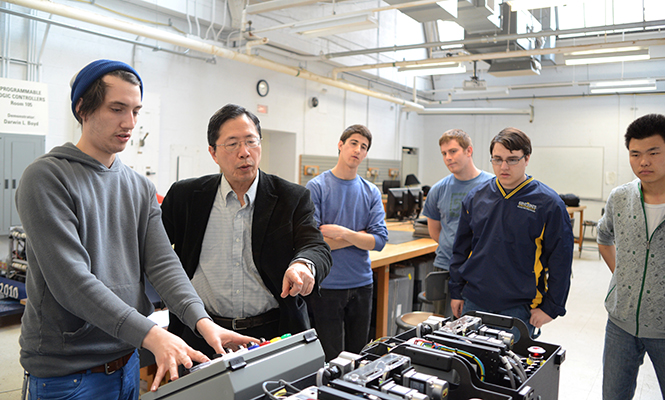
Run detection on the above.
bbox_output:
[412,339,486,381]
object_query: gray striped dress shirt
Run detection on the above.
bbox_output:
[191,174,279,318]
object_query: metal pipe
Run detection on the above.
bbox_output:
[194,0,201,38]
[3,0,424,109]
[325,19,665,60]
[1,2,10,78]
[204,0,215,40]
[410,76,451,105]
[36,14,51,81]
[27,8,35,80]
[213,0,228,42]
[404,106,531,115]
[4,0,539,116]
[245,36,269,55]
[332,38,665,77]
[250,0,447,35]
[0,6,212,60]
[418,93,452,105]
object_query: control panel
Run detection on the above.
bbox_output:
[141,329,325,400]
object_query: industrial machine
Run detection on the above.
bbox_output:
[6,226,28,282]
[0,226,28,301]
[290,312,565,400]
[141,329,326,400]
[143,312,564,400]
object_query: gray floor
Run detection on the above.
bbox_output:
[0,243,661,399]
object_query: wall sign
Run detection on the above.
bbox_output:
[0,77,49,135]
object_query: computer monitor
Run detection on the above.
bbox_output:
[382,180,401,195]
[386,188,408,220]
[408,187,423,219]
[386,187,421,220]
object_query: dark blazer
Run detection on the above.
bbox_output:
[161,170,331,337]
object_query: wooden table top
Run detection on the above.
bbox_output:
[370,220,437,268]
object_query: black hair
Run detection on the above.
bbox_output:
[207,104,262,146]
[625,114,665,149]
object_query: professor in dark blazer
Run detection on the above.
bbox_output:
[161,104,331,356]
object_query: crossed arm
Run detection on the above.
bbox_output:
[320,224,376,250]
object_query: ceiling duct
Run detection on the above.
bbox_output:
[488,56,541,76]
[465,3,541,52]
[464,3,552,77]
[455,0,500,34]
[3,0,424,110]
[382,0,457,23]
[529,6,556,66]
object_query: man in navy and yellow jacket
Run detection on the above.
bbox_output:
[449,127,574,339]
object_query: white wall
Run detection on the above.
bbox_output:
[4,3,428,195]
[4,1,663,208]
[419,93,663,228]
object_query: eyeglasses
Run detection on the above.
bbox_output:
[490,154,526,166]
[214,137,262,153]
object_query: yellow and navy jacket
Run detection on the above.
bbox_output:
[449,176,574,319]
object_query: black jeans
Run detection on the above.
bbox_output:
[307,284,373,361]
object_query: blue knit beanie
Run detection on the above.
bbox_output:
[70,59,143,119]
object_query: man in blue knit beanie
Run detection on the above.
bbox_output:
[16,59,255,399]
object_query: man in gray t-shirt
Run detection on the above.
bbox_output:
[422,129,492,270]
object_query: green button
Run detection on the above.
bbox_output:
[281,333,292,339]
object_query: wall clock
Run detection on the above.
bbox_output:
[257,79,269,97]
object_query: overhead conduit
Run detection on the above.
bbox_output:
[4,0,533,117]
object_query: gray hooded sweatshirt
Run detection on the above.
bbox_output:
[16,143,208,377]
[597,179,665,339]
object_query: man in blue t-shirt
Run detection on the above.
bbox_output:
[422,129,493,271]
[306,125,388,361]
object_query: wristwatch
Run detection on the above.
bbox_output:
[291,258,316,278]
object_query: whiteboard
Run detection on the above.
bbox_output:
[527,147,604,200]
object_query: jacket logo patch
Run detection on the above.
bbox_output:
[518,201,537,213]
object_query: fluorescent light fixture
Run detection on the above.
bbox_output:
[506,0,568,11]
[398,62,466,76]
[291,13,378,37]
[564,47,650,65]
[590,79,657,94]
[453,86,510,96]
